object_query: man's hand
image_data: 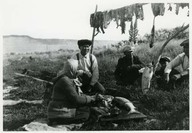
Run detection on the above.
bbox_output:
[73,78,82,87]
[84,71,92,78]
[77,70,84,76]
[90,95,97,102]
[164,73,170,83]
[96,94,104,101]
[90,94,104,103]
[172,74,181,81]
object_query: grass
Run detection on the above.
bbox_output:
[3,103,47,131]
[3,39,189,130]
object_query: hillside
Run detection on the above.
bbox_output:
[3,35,119,54]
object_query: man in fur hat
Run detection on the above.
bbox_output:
[114,46,144,86]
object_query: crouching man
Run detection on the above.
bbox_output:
[47,59,99,125]
[114,46,143,86]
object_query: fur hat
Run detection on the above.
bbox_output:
[123,45,133,52]
[180,39,189,47]
[77,39,92,47]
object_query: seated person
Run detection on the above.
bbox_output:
[155,56,179,89]
[47,59,98,125]
[164,39,189,90]
[114,46,144,86]
[155,56,171,77]
[70,39,105,94]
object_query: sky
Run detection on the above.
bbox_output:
[1,0,190,40]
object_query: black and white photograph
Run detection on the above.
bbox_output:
[2,0,190,131]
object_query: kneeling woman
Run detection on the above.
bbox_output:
[47,59,96,125]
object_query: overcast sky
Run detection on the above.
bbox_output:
[1,0,190,40]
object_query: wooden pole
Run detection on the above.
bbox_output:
[15,72,53,85]
[90,5,98,54]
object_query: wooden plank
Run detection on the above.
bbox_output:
[100,111,147,122]
[90,5,98,54]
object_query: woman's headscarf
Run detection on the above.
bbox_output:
[63,59,78,79]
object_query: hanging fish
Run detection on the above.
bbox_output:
[90,12,105,34]
[97,12,105,33]
[120,18,126,34]
[103,10,112,29]
[135,4,144,20]
[124,5,134,21]
[175,4,180,15]
[112,9,121,28]
[168,3,172,11]
[175,3,189,15]
[151,3,165,17]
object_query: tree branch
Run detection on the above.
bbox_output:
[153,24,189,73]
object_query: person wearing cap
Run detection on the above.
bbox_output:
[164,39,189,90]
[70,39,105,94]
[155,56,171,77]
[47,59,98,125]
[155,56,179,89]
[114,45,144,86]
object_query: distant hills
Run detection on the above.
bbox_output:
[3,35,119,54]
